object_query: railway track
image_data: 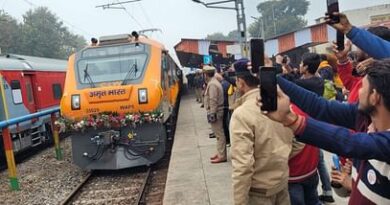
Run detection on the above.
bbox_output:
[61,102,180,205]
[61,167,151,205]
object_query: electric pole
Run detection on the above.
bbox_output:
[192,0,248,57]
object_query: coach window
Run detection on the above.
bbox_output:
[161,52,168,89]
[11,80,22,104]
[168,57,175,86]
[52,84,62,100]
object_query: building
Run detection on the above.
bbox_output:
[266,4,390,66]
[344,4,390,27]
[174,39,236,70]
[315,4,390,27]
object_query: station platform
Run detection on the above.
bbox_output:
[163,93,349,205]
[163,94,233,205]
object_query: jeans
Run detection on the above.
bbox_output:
[318,150,333,196]
[288,173,321,205]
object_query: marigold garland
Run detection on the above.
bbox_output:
[55,111,164,133]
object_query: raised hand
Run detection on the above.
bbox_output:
[325,12,353,34]
[332,40,352,62]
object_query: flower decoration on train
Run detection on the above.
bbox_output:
[55,110,164,133]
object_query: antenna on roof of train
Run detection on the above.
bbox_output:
[132,31,140,47]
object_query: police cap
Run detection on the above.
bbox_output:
[233,58,251,76]
[203,65,216,73]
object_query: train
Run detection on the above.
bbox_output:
[59,32,182,170]
[0,54,67,167]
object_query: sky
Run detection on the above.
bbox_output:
[1,0,389,63]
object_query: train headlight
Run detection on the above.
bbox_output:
[71,94,81,110]
[138,88,148,104]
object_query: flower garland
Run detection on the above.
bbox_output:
[55,111,164,133]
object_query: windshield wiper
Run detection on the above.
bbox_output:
[121,62,138,85]
[83,64,96,88]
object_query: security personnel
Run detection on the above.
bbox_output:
[229,58,293,205]
[203,65,227,163]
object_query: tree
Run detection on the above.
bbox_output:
[58,28,87,58]
[18,7,86,59]
[206,32,230,41]
[249,0,309,39]
[227,30,240,41]
[206,30,238,41]
[0,11,20,54]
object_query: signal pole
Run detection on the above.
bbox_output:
[192,0,248,57]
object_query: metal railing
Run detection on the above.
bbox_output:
[1,107,62,191]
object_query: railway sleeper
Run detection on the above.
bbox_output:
[73,196,136,204]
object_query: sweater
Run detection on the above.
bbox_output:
[278,76,390,205]
[288,105,319,183]
[347,26,390,60]
[336,61,362,103]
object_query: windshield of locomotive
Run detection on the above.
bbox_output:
[76,44,149,87]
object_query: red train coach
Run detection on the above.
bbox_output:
[0,54,66,164]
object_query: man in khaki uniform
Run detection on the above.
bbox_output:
[229,59,294,205]
[203,65,227,163]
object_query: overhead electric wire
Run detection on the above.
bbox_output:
[18,0,94,37]
[1,0,8,10]
[21,0,34,7]
[115,0,144,29]
[138,2,153,28]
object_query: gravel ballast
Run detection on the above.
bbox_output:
[0,138,89,205]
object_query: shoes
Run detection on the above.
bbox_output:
[319,195,335,203]
[211,157,227,163]
[200,104,204,108]
[210,154,218,160]
[209,133,216,138]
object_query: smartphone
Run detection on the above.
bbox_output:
[332,154,341,171]
[337,31,345,51]
[327,0,340,24]
[260,67,277,111]
[250,38,264,74]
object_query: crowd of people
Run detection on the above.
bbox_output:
[186,12,390,205]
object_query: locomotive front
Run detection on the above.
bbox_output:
[60,34,170,170]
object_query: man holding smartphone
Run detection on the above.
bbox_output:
[264,59,390,205]
[230,58,294,205]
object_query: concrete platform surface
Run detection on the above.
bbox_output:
[163,94,349,205]
[163,95,233,205]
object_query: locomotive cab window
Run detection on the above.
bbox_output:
[76,44,149,87]
[52,84,62,99]
[10,80,23,104]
